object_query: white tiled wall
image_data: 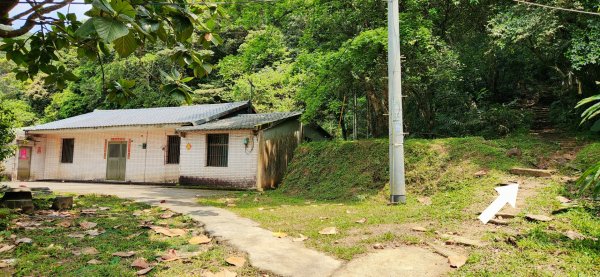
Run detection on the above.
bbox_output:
[32,127,180,183]
[180,130,258,188]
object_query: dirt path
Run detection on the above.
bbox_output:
[5,181,343,277]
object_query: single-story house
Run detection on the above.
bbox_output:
[4,101,329,190]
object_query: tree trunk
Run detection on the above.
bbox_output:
[365,88,388,138]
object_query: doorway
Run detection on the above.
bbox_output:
[17,147,32,180]
[106,142,127,181]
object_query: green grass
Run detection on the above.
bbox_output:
[199,134,600,275]
[280,135,562,200]
[0,195,264,276]
[572,142,600,170]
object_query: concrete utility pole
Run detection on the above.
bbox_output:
[388,0,406,204]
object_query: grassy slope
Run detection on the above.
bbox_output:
[280,135,566,200]
[199,134,600,276]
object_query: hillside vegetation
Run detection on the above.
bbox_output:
[280,135,595,200]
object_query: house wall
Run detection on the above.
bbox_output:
[29,126,180,183]
[256,120,302,190]
[179,130,258,189]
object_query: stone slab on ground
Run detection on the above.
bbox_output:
[6,182,342,277]
[333,246,450,277]
[509,168,553,177]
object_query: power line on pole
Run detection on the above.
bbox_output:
[387,0,406,204]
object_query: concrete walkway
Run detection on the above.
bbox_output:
[4,181,342,277]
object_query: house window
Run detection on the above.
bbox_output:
[61,138,74,163]
[166,135,181,164]
[207,134,228,167]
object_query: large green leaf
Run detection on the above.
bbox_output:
[171,15,193,41]
[74,19,96,38]
[111,0,136,20]
[113,32,138,58]
[92,0,115,15]
[93,17,129,43]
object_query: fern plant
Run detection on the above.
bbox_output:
[575,93,600,198]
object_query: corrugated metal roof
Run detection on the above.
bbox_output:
[25,101,250,131]
[177,112,301,132]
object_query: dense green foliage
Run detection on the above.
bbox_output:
[0,102,16,162]
[1,0,225,101]
[1,0,599,138]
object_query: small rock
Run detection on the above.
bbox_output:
[225,256,246,267]
[506,148,522,157]
[556,196,571,204]
[560,176,578,183]
[495,212,516,219]
[51,196,73,210]
[318,227,338,235]
[448,255,468,268]
[488,219,509,226]
[292,234,308,242]
[474,170,488,178]
[509,168,553,177]
[411,226,427,232]
[373,243,385,249]
[525,214,552,222]
[565,230,585,240]
[15,237,32,245]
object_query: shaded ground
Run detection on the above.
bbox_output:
[0,194,263,276]
[1,182,342,277]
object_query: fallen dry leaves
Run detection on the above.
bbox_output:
[272,232,288,238]
[57,220,72,228]
[79,221,97,229]
[113,251,136,257]
[355,218,367,224]
[225,256,246,267]
[203,269,237,277]
[158,249,180,262]
[292,234,308,242]
[0,245,15,253]
[189,235,212,245]
[131,258,150,269]
[67,233,85,238]
[136,267,154,275]
[160,211,176,219]
[81,247,99,255]
[85,229,105,237]
[149,226,186,237]
[86,259,102,265]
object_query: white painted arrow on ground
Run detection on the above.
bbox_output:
[478,183,519,224]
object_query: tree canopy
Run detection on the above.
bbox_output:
[0,0,598,139]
